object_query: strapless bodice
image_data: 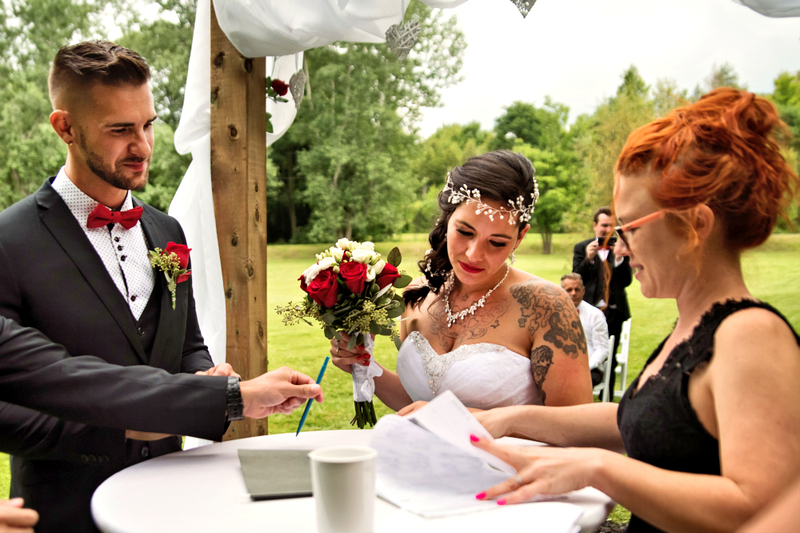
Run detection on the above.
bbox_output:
[396,331,544,409]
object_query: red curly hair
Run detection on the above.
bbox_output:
[615,87,799,252]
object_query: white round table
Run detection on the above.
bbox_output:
[92,430,615,533]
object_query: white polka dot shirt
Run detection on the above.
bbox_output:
[52,167,155,320]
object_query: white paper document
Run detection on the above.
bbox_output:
[369,391,583,528]
[377,502,584,533]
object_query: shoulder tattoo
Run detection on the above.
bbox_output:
[530,345,554,403]
[510,280,587,359]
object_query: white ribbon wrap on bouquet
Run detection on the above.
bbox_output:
[351,334,384,402]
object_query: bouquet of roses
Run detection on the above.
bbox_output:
[276,238,411,428]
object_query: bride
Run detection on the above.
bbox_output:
[330,150,593,411]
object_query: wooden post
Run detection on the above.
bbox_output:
[210,5,268,440]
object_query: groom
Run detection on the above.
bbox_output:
[0,40,235,532]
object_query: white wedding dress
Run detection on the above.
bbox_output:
[396,331,544,409]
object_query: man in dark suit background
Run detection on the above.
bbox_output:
[0,40,239,532]
[573,206,632,392]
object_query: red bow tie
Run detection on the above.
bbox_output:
[86,205,143,230]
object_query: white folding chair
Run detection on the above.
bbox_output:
[614,318,632,399]
[593,335,614,402]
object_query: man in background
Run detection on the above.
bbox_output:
[561,273,609,387]
[572,206,631,391]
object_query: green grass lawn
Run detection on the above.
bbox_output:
[2,233,798,513]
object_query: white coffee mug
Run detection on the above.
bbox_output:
[308,445,378,533]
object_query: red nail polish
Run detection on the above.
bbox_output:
[469,434,480,442]
[497,499,506,506]
[475,492,486,500]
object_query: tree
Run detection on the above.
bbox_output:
[575,66,655,211]
[118,0,195,131]
[268,0,467,243]
[652,78,689,118]
[770,71,800,229]
[491,97,568,152]
[692,62,746,100]
[414,122,492,190]
[404,122,492,233]
[514,141,586,254]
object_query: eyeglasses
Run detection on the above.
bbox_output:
[615,210,665,249]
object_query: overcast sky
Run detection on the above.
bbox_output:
[418,0,800,138]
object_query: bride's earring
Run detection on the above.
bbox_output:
[509,251,517,264]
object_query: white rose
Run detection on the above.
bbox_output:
[366,266,376,282]
[303,257,336,285]
[373,259,386,275]
[350,249,375,264]
[330,247,345,262]
[356,241,375,252]
[336,238,352,251]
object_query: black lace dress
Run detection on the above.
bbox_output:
[616,300,800,533]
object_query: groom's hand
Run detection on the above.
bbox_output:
[0,498,38,533]
[240,366,323,419]
[195,363,240,378]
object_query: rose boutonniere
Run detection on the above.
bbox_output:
[148,242,191,309]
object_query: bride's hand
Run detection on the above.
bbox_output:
[329,332,371,374]
[474,407,514,439]
[397,401,428,416]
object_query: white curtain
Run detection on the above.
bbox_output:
[212,0,469,58]
[731,0,800,17]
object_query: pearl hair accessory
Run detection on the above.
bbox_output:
[443,264,510,327]
[442,172,539,224]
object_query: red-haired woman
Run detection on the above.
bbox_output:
[470,88,800,533]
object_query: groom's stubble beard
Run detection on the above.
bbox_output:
[77,132,151,192]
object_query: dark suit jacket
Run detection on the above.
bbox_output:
[572,237,632,324]
[0,315,227,438]
[0,178,216,533]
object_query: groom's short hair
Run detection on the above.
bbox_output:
[49,40,151,109]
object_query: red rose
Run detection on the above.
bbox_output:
[339,261,367,295]
[302,269,338,308]
[376,263,401,289]
[164,242,191,283]
[271,79,289,96]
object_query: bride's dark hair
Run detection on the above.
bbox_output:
[404,150,536,309]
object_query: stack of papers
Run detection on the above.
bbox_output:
[369,390,584,532]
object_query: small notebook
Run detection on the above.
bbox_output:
[237,449,313,500]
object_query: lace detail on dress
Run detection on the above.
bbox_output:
[408,331,507,394]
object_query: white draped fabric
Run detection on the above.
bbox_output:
[213,0,469,58]
[731,0,800,17]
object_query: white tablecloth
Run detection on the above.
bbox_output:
[91,430,615,533]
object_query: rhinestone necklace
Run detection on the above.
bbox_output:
[443,264,510,327]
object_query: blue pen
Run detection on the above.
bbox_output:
[296,356,329,436]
